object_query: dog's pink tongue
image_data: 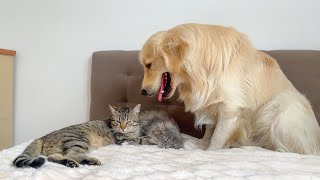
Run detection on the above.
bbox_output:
[158,74,165,102]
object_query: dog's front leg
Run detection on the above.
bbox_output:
[197,125,215,150]
[207,110,240,150]
[202,125,215,142]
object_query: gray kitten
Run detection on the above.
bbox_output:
[13,104,141,168]
[139,111,183,149]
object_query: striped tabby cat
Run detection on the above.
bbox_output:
[13,104,141,168]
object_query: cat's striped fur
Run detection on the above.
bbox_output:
[13,104,141,168]
[109,104,149,145]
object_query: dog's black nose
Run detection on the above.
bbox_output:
[141,89,147,96]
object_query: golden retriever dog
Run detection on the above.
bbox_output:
[139,23,320,155]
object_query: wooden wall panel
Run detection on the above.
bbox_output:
[0,50,15,150]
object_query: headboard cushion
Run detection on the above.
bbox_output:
[90,50,320,138]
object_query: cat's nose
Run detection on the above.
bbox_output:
[141,89,147,96]
[120,122,126,131]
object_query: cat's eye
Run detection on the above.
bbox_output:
[145,63,151,69]
[128,121,136,125]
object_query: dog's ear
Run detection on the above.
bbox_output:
[160,35,188,73]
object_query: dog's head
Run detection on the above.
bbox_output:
[139,30,189,102]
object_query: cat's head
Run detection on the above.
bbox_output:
[109,104,141,133]
[148,121,183,149]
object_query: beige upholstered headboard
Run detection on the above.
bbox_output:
[89,50,320,139]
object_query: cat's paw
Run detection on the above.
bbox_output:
[47,156,79,168]
[115,140,125,145]
[63,159,79,168]
[80,158,101,166]
[126,141,139,145]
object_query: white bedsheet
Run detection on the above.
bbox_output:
[1,134,320,180]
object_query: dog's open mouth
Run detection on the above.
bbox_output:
[158,72,171,102]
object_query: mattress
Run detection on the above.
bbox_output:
[1,134,320,180]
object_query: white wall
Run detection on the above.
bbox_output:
[0,0,319,144]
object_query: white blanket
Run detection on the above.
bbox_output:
[1,134,320,180]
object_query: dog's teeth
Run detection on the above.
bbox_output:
[161,90,165,93]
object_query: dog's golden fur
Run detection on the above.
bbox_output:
[140,23,320,154]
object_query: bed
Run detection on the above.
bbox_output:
[1,50,320,179]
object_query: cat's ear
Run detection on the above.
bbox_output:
[109,104,117,115]
[132,104,141,114]
[158,122,165,130]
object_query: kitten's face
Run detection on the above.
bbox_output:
[109,104,141,133]
[148,123,183,149]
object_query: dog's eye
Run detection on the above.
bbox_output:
[145,63,151,69]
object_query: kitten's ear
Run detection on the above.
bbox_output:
[109,104,117,115]
[159,122,165,130]
[132,104,141,114]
